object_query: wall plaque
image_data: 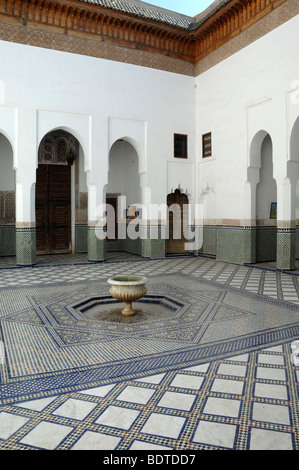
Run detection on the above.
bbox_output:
[202,132,212,158]
[174,134,188,159]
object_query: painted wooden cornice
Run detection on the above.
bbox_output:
[193,0,287,62]
[0,0,289,64]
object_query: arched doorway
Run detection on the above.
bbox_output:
[0,133,15,257]
[290,116,299,260]
[166,188,189,255]
[255,134,277,262]
[36,130,79,255]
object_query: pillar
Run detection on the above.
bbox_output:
[15,183,36,267]
[277,226,296,271]
[276,175,296,271]
[242,176,259,264]
[87,183,106,263]
[88,223,106,263]
[15,110,37,267]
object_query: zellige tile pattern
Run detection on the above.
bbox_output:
[0,254,298,450]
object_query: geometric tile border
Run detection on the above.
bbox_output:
[1,272,299,405]
[0,343,298,450]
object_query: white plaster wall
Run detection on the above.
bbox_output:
[195,14,299,223]
[167,161,194,198]
[0,39,195,221]
[78,145,87,193]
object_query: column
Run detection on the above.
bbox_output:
[15,110,37,267]
[242,171,259,265]
[15,182,36,267]
[277,225,296,271]
[276,175,296,271]
[87,183,106,263]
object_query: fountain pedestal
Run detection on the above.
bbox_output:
[107,275,147,316]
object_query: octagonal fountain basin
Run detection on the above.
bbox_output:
[107,275,147,317]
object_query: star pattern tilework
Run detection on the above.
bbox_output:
[0,254,298,450]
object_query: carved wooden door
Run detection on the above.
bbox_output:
[166,189,189,254]
[36,164,71,254]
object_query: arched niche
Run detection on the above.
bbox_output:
[254,133,277,262]
[105,139,142,254]
[0,132,15,256]
[256,135,276,221]
[107,139,141,207]
[290,116,299,258]
[290,116,299,163]
[166,188,189,255]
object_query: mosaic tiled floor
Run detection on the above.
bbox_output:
[0,255,299,450]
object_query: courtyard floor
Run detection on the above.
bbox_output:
[0,253,298,451]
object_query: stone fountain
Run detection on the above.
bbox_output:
[107,275,147,317]
[74,276,181,325]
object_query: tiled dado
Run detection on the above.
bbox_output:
[75,225,88,254]
[87,224,106,263]
[0,226,16,257]
[15,224,36,267]
[142,225,166,260]
[256,226,277,263]
[87,223,168,261]
[209,226,255,265]
[277,228,296,271]
[202,225,296,270]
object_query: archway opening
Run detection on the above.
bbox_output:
[106,139,142,255]
[256,134,277,262]
[291,116,299,261]
[0,133,15,258]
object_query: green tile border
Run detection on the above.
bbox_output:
[16,228,36,266]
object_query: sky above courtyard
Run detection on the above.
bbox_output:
[145,0,214,16]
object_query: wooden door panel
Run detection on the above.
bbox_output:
[50,167,70,197]
[35,206,48,253]
[50,202,71,252]
[35,164,71,254]
[36,166,48,254]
